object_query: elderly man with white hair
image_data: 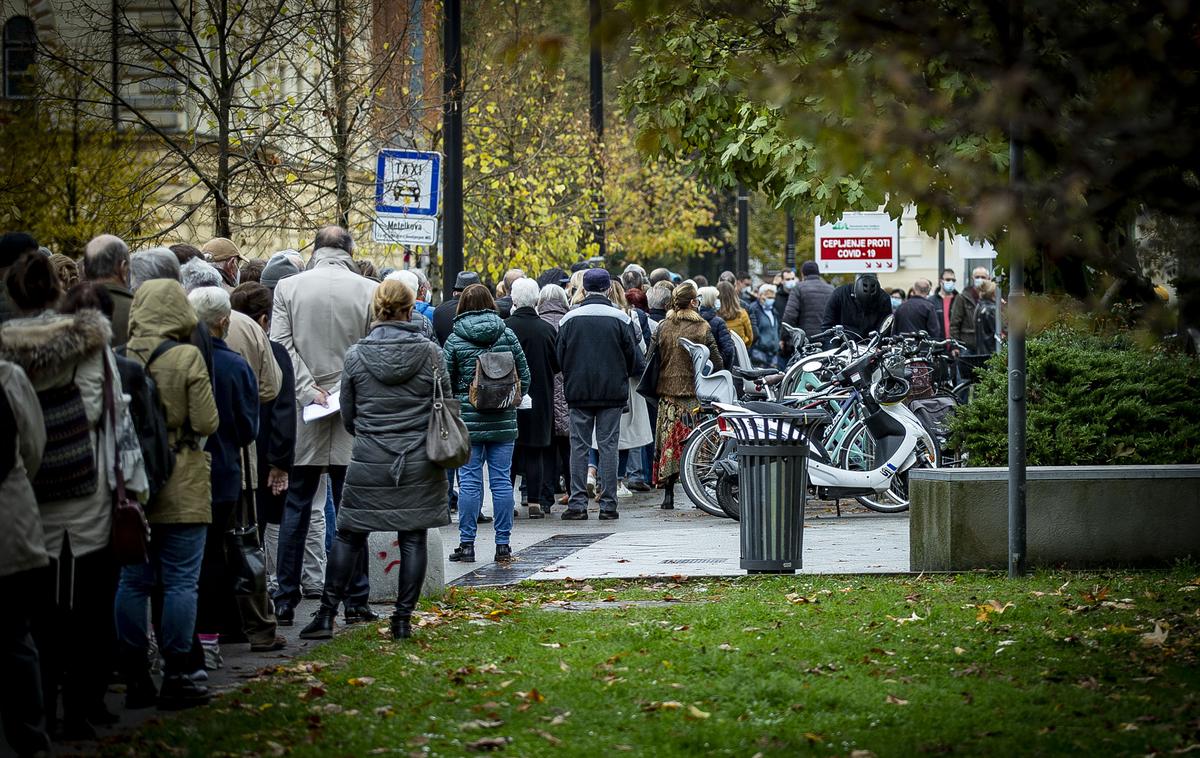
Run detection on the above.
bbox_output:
[84,233,133,344]
[385,270,433,339]
[181,257,224,292]
[185,287,279,660]
[504,278,559,518]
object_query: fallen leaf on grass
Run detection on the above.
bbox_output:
[542,711,571,725]
[887,612,924,625]
[465,736,512,752]
[885,694,909,706]
[850,751,877,758]
[613,745,634,752]
[540,642,562,649]
[347,677,375,687]
[1141,622,1169,647]
[641,700,684,712]
[953,646,966,655]
[529,729,561,745]
[374,705,394,718]
[976,600,1014,621]
[460,719,505,731]
[299,685,326,701]
[264,741,286,757]
[995,640,1016,655]
[517,689,545,704]
[785,593,819,605]
[686,704,711,720]
[717,643,738,652]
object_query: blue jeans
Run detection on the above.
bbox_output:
[458,441,515,545]
[114,524,206,673]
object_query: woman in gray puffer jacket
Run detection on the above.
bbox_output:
[300,280,450,642]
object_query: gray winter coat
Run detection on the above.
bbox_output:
[783,274,835,337]
[338,321,452,533]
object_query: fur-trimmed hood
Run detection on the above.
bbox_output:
[0,309,111,384]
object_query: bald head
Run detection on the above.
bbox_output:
[912,278,932,296]
[84,234,130,285]
[314,225,354,254]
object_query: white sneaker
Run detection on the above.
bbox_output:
[616,481,633,498]
[586,470,598,499]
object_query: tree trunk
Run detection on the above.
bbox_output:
[332,0,351,229]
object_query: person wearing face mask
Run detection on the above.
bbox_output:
[202,238,244,292]
[889,289,906,312]
[736,271,756,310]
[774,267,797,322]
[893,279,942,338]
[697,286,736,371]
[949,266,991,350]
[820,273,893,343]
[748,283,782,368]
[931,268,958,341]
[782,261,834,343]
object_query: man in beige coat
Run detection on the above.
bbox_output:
[269,226,377,624]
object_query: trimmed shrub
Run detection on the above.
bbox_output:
[950,323,1200,466]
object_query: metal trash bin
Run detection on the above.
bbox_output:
[725,412,820,574]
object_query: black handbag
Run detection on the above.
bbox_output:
[636,339,662,400]
[226,447,267,597]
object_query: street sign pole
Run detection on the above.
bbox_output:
[785,214,796,269]
[737,184,749,273]
[442,0,464,297]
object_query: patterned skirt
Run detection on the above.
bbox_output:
[653,395,697,485]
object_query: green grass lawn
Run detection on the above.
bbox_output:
[104,569,1200,757]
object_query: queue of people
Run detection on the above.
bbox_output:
[1,222,1006,755]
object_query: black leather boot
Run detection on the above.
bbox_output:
[449,543,475,562]
[120,648,158,710]
[390,613,412,640]
[661,476,676,510]
[299,607,337,640]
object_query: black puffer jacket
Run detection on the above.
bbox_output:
[339,321,452,532]
[820,283,892,342]
[698,305,736,372]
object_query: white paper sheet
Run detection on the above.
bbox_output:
[302,390,341,424]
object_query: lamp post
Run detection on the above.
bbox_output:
[441,0,464,296]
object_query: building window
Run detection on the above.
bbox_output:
[4,16,36,99]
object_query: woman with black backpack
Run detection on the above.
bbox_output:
[442,284,531,565]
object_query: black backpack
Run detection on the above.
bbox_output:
[116,340,182,501]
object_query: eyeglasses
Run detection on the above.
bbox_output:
[942,277,956,282]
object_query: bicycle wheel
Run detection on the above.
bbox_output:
[715,473,741,521]
[679,418,727,517]
[836,420,940,513]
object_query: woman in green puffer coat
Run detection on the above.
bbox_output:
[442,284,530,565]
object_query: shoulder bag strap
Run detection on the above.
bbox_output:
[101,353,128,505]
[236,446,256,530]
[429,343,445,406]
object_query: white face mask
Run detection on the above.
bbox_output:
[714,298,721,310]
[943,281,956,294]
[973,277,986,288]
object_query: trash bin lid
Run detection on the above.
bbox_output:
[740,401,831,426]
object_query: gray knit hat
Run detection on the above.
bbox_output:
[261,254,300,289]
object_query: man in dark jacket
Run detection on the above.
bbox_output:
[820,274,893,342]
[506,278,559,518]
[773,267,797,322]
[893,278,943,338]
[782,261,835,340]
[433,271,480,345]
[556,269,638,520]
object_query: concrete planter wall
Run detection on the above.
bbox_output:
[367,529,445,603]
[909,466,1200,571]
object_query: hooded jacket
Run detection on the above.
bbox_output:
[782,274,835,338]
[125,280,219,524]
[339,321,452,532]
[0,309,119,556]
[443,310,531,443]
[820,283,892,342]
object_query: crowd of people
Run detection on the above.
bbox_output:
[0,224,1002,755]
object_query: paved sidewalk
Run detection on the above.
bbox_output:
[439,489,909,586]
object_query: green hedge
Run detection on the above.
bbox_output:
[950,324,1200,466]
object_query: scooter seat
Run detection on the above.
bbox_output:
[731,367,779,380]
